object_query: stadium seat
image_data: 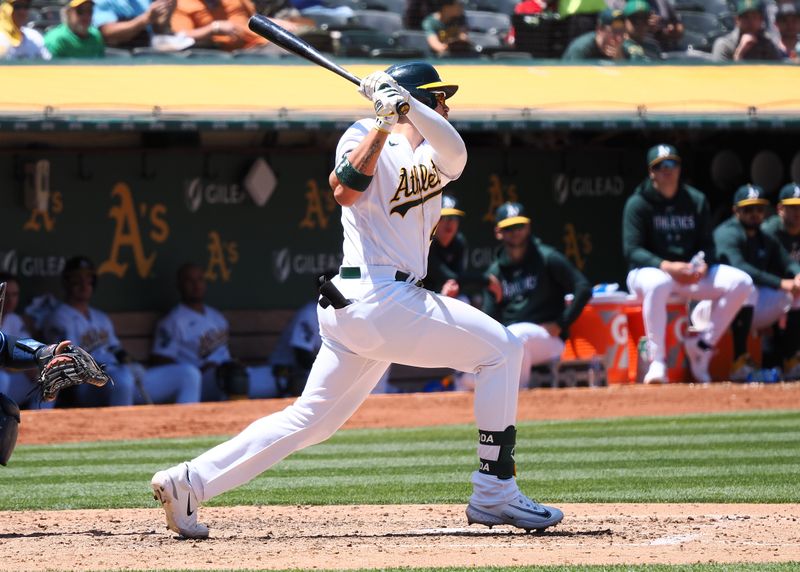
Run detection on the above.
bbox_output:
[661,48,716,61]
[362,0,407,14]
[674,0,730,15]
[104,47,133,58]
[465,0,519,14]
[350,9,405,33]
[332,28,398,56]
[465,9,512,36]
[678,10,731,39]
[305,11,354,29]
[492,49,533,59]
[131,47,191,58]
[183,48,234,59]
[510,12,568,58]
[673,29,713,51]
[392,29,434,57]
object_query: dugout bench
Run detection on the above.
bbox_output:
[108,310,451,394]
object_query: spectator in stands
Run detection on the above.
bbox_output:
[621,0,661,60]
[93,0,177,49]
[43,256,203,406]
[774,1,799,60]
[44,0,106,58]
[404,0,438,30]
[171,0,304,51]
[562,7,625,60]
[712,0,783,61]
[150,262,276,401]
[426,195,488,302]
[0,273,50,409]
[622,144,753,384]
[482,202,592,389]
[422,0,475,56]
[646,0,683,51]
[0,0,51,59]
[700,184,800,380]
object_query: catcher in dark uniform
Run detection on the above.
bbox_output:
[0,281,110,466]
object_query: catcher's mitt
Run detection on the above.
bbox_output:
[35,341,111,402]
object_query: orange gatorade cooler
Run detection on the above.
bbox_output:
[561,294,636,384]
[625,298,690,383]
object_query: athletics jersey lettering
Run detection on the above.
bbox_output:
[389,160,443,216]
[502,274,538,300]
[652,214,696,232]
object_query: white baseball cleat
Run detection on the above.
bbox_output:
[643,360,667,384]
[684,336,712,384]
[466,493,563,532]
[151,462,209,539]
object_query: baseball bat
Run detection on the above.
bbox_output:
[247,15,410,115]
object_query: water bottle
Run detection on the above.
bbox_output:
[690,251,705,272]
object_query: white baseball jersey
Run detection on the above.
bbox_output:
[43,304,121,365]
[152,304,231,367]
[336,119,454,280]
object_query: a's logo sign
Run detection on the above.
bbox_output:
[505,203,521,218]
[273,248,291,283]
[747,185,759,200]
[658,145,671,158]
[793,185,800,198]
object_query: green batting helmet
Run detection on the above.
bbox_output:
[385,62,458,109]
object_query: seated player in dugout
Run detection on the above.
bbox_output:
[43,256,202,406]
[425,195,490,304]
[150,263,278,401]
[482,202,592,389]
[693,184,800,381]
[622,145,753,384]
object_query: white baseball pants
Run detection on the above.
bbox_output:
[692,286,800,331]
[188,268,524,507]
[506,322,565,389]
[626,264,753,362]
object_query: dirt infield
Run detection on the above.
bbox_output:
[6,383,800,571]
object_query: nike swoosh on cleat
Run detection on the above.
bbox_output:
[187,495,194,517]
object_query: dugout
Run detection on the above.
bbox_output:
[1,61,798,314]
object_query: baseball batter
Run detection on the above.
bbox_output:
[151,62,564,539]
[700,185,800,379]
[622,145,753,383]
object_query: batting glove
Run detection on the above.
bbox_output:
[373,84,410,133]
[358,71,398,101]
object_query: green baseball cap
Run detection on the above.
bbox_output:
[736,0,761,15]
[778,182,800,205]
[646,144,681,168]
[623,0,652,17]
[441,194,465,217]
[598,8,624,25]
[495,202,531,229]
[733,184,769,207]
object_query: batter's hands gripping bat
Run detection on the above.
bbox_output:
[247,15,410,116]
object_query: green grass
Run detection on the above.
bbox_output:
[2,410,799,511]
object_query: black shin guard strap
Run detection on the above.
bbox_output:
[478,425,516,480]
